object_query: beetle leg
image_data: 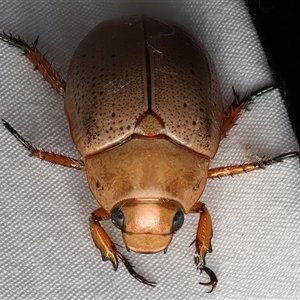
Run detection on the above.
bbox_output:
[189,202,217,293]
[221,85,275,138]
[2,119,85,170]
[90,208,119,269]
[90,208,156,287]
[208,151,300,178]
[0,32,65,96]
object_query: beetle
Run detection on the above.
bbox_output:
[1,15,299,292]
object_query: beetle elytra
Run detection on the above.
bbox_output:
[1,15,299,292]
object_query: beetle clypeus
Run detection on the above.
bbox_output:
[1,15,299,292]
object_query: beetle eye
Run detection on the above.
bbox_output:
[172,210,184,232]
[111,208,124,228]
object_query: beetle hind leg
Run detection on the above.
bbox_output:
[0,32,66,96]
[90,208,156,287]
[189,202,217,293]
[221,85,275,138]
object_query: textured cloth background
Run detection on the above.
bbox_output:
[0,1,299,299]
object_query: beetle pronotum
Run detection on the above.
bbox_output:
[1,15,299,292]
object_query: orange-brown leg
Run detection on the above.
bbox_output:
[0,32,66,96]
[189,202,217,293]
[90,208,156,286]
[221,85,275,138]
[208,151,300,179]
[2,119,85,170]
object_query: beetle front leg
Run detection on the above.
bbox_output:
[90,208,119,269]
[2,119,85,170]
[90,208,156,287]
[189,202,217,293]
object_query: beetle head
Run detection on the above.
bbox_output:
[111,199,184,253]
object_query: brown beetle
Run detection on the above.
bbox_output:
[1,15,299,292]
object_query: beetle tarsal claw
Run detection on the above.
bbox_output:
[198,265,218,293]
[116,252,157,287]
[194,253,217,293]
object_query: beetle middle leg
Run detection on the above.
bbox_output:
[189,202,217,293]
[2,119,85,170]
[221,85,275,138]
[208,151,300,178]
[0,32,66,96]
[90,208,156,287]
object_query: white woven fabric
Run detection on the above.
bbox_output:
[0,1,299,299]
